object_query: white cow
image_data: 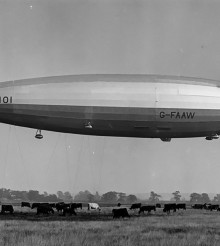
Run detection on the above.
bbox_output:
[88,203,101,211]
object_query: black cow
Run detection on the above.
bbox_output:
[156,203,161,208]
[112,208,130,219]
[63,207,77,216]
[31,203,49,209]
[205,204,219,211]
[130,203,141,210]
[163,203,176,213]
[56,202,70,213]
[49,203,56,208]
[31,203,40,209]
[176,203,186,210]
[139,205,156,214]
[37,205,54,215]
[71,203,82,210]
[21,202,31,208]
[1,205,14,214]
[191,204,204,209]
[203,203,211,210]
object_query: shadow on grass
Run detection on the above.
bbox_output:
[0,210,182,222]
[0,212,143,222]
[162,227,189,234]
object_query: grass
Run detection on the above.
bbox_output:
[0,207,220,245]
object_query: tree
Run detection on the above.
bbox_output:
[126,194,137,204]
[27,190,40,201]
[201,193,210,203]
[0,188,12,200]
[63,191,73,202]
[43,191,48,197]
[74,190,92,202]
[46,194,60,202]
[101,191,118,203]
[9,190,27,200]
[94,191,101,202]
[57,191,65,200]
[117,192,127,203]
[213,194,220,203]
[190,193,202,203]
[87,193,96,202]
[149,191,161,203]
[172,191,181,202]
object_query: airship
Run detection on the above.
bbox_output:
[0,74,220,142]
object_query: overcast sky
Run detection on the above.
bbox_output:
[1,0,220,196]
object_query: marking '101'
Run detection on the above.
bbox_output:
[0,96,12,104]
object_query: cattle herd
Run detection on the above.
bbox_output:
[0,202,219,218]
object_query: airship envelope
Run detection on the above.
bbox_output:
[0,74,219,142]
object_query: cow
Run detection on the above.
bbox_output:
[31,203,40,209]
[163,203,177,213]
[191,204,204,209]
[56,202,71,213]
[31,203,49,209]
[21,202,31,208]
[203,203,211,210]
[49,203,56,208]
[130,203,141,210]
[205,204,219,211]
[139,205,156,214]
[37,205,54,215]
[63,207,77,216]
[71,203,82,210]
[88,203,101,211]
[112,208,130,219]
[176,203,186,210]
[1,205,14,214]
[156,203,161,208]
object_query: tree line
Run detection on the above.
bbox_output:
[0,189,138,204]
[0,188,219,203]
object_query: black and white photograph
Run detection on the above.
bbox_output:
[0,0,220,245]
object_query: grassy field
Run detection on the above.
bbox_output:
[0,207,220,246]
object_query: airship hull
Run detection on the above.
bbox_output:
[0,74,220,139]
